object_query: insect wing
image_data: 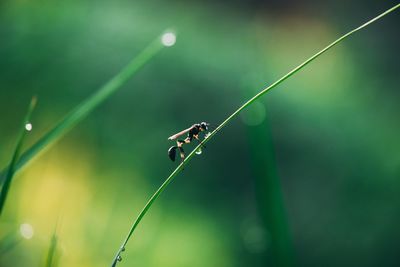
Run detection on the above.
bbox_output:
[168,126,192,140]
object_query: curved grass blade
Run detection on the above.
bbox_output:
[0,97,37,216]
[110,4,400,266]
[0,32,168,183]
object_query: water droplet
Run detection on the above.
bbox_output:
[161,32,176,47]
[20,223,34,239]
[121,247,125,252]
[117,255,122,262]
[195,147,202,155]
[240,100,266,126]
[25,123,32,131]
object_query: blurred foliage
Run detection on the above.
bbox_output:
[0,0,399,266]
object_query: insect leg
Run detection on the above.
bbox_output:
[178,146,185,162]
[177,139,187,162]
[194,135,206,148]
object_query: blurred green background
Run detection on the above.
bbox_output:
[1,0,399,266]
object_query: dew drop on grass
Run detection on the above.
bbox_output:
[195,147,202,155]
[161,32,176,47]
[25,123,32,131]
[117,255,122,262]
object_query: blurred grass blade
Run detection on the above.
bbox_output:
[0,32,167,182]
[110,4,400,266]
[44,227,59,267]
[0,230,22,254]
[246,116,294,266]
[0,97,37,216]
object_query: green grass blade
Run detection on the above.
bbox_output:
[44,228,59,267]
[0,230,22,254]
[247,118,294,266]
[0,32,168,183]
[0,97,37,216]
[110,4,400,266]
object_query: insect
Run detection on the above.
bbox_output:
[168,122,210,162]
